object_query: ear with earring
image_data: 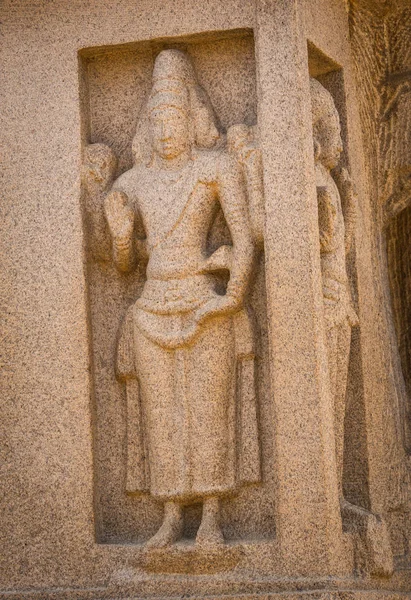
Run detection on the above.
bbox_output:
[189,85,220,149]
[194,105,220,148]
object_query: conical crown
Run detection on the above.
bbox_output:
[152,49,195,84]
[148,50,194,114]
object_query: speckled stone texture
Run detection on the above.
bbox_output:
[1,0,411,598]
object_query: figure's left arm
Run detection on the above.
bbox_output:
[333,166,357,255]
[193,154,254,327]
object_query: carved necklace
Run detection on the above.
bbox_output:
[149,157,194,185]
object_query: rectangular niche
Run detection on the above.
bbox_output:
[79,30,276,545]
[308,41,370,511]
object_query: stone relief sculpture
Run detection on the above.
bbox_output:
[226,124,265,248]
[83,49,264,553]
[82,143,118,263]
[311,77,359,501]
[311,77,393,576]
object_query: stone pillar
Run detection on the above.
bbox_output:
[255,0,346,576]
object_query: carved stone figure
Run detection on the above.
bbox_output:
[311,77,393,576]
[311,77,358,501]
[227,124,265,247]
[99,49,261,550]
[81,143,117,263]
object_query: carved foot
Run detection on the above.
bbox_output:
[196,497,224,548]
[340,499,394,577]
[145,501,183,550]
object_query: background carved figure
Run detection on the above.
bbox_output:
[311,77,393,576]
[101,49,261,550]
[227,124,265,247]
[82,143,117,263]
[311,76,358,500]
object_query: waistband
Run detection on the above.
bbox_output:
[135,274,216,315]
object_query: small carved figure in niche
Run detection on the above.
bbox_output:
[103,49,261,550]
[81,143,117,263]
[310,77,358,502]
[311,77,393,577]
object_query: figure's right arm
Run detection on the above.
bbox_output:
[332,166,357,255]
[317,186,336,253]
[104,186,135,273]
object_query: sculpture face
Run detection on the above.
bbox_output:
[82,144,117,193]
[150,106,190,160]
[87,156,111,184]
[317,110,343,170]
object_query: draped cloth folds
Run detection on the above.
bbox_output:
[117,304,261,499]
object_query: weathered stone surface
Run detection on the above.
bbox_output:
[1,0,411,598]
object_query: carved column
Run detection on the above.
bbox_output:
[255,0,347,576]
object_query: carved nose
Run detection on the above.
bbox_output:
[159,122,171,140]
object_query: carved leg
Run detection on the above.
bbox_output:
[145,501,183,549]
[334,320,351,499]
[325,323,339,476]
[196,496,224,548]
[326,319,352,498]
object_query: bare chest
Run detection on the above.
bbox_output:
[135,165,216,245]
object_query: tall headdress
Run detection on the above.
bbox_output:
[310,77,340,130]
[310,77,341,162]
[132,49,221,164]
